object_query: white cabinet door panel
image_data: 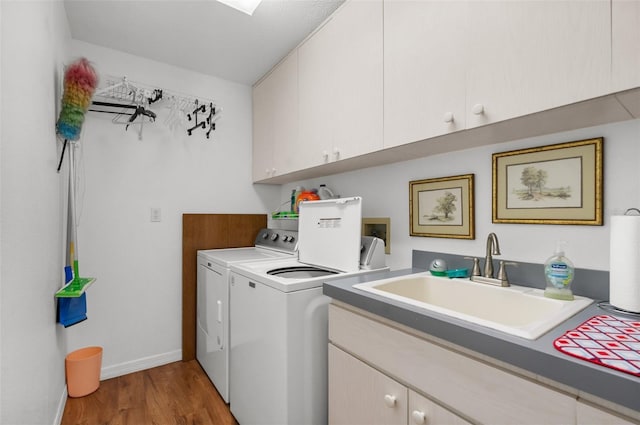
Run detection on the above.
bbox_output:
[252,73,274,181]
[329,343,407,425]
[330,0,383,161]
[613,0,640,92]
[408,390,472,425]
[299,0,383,169]
[384,0,467,148]
[466,0,610,128]
[252,52,298,181]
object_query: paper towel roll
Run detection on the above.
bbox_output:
[610,215,640,313]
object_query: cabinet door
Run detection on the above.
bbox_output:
[299,0,383,169]
[330,0,383,161]
[329,343,407,425]
[408,391,471,425]
[466,0,610,128]
[252,51,298,181]
[383,0,466,148]
[196,263,228,401]
[252,72,275,181]
[613,0,640,92]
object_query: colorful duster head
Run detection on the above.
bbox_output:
[56,58,98,141]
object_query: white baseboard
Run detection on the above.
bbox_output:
[53,386,68,425]
[100,349,182,380]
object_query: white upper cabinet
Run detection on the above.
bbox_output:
[383,0,467,148]
[298,0,383,169]
[253,0,631,183]
[252,51,299,181]
[466,0,611,128]
[613,0,640,94]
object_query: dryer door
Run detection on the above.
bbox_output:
[196,260,230,402]
[197,263,225,353]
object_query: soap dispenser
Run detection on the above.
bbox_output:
[544,241,575,300]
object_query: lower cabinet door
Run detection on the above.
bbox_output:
[408,390,471,425]
[329,343,407,425]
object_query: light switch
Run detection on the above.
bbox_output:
[150,207,162,222]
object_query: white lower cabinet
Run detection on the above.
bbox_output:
[329,343,470,425]
[328,303,639,425]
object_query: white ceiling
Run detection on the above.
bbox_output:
[63,0,344,86]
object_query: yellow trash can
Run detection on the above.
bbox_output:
[65,346,102,397]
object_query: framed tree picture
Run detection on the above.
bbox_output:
[409,174,475,239]
[492,137,603,225]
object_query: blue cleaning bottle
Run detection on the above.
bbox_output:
[544,241,575,300]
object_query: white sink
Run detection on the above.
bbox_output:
[353,272,592,340]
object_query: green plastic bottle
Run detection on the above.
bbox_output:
[543,241,575,300]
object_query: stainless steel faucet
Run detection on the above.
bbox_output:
[484,232,501,278]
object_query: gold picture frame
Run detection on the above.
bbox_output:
[409,174,475,239]
[492,137,603,225]
[362,217,391,254]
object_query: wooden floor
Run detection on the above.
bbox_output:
[61,360,238,425]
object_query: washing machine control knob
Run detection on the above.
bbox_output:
[270,233,279,241]
[288,236,295,243]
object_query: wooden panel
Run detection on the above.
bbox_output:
[329,304,576,424]
[182,214,266,361]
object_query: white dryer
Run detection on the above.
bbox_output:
[196,228,298,403]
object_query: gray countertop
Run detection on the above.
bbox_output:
[323,267,640,414]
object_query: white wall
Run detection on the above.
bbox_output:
[279,119,640,273]
[1,1,71,424]
[64,41,279,377]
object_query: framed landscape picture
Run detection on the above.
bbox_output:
[409,174,474,239]
[492,138,603,225]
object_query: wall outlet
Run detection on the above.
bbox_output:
[150,207,162,222]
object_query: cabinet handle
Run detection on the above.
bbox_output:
[271,168,276,176]
[383,394,397,408]
[322,150,329,161]
[443,112,454,123]
[411,410,426,424]
[472,103,485,115]
[333,147,340,160]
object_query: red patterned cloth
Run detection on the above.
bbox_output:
[553,315,640,377]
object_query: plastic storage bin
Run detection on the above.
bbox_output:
[65,346,102,397]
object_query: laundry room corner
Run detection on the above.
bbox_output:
[61,40,277,380]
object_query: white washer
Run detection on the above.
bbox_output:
[196,228,298,403]
[229,198,387,425]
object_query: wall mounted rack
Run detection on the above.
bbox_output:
[89,76,222,140]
